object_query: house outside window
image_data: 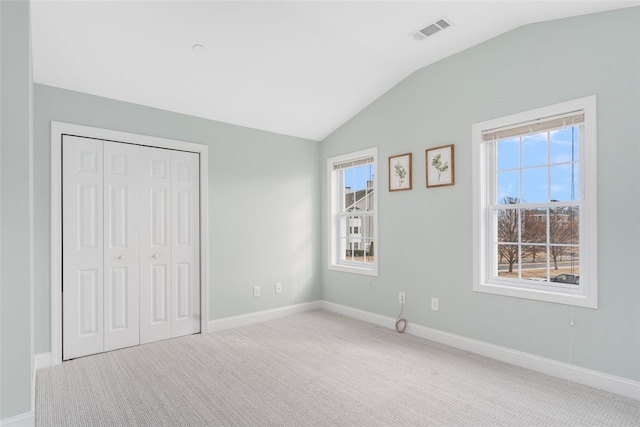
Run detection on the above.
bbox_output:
[328,148,378,276]
[472,96,597,308]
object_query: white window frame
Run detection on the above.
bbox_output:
[327,147,378,276]
[472,96,597,308]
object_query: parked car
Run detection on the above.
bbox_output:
[550,274,579,284]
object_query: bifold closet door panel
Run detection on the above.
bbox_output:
[62,136,105,360]
[103,142,141,352]
[171,150,201,337]
[63,137,201,356]
[140,147,173,344]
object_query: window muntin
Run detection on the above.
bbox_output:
[473,96,597,308]
[328,148,378,276]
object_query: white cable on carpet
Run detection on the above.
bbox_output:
[395,302,407,333]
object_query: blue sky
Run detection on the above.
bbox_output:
[497,126,579,203]
[344,164,375,191]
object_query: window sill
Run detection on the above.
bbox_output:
[473,280,597,309]
[328,263,378,277]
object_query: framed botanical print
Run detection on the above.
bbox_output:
[389,153,412,191]
[426,144,454,188]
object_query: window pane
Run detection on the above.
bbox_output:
[522,132,548,167]
[497,171,520,203]
[566,249,580,276]
[342,237,358,262]
[344,164,373,192]
[361,217,374,264]
[497,138,519,170]
[549,206,578,245]
[338,216,352,261]
[344,230,361,261]
[347,216,363,261]
[572,127,580,161]
[522,208,546,244]
[550,127,578,164]
[348,215,361,234]
[522,245,547,281]
[343,164,374,213]
[362,239,375,264]
[355,166,368,191]
[522,167,548,203]
[549,246,579,281]
[339,237,350,261]
[497,209,519,244]
[568,206,579,242]
[344,186,373,212]
[497,244,519,279]
[339,214,347,243]
[550,164,578,202]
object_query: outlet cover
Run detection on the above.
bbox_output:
[399,292,406,304]
[253,286,261,298]
[275,282,282,294]
[431,297,439,311]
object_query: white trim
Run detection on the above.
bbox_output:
[34,353,52,370]
[321,300,392,328]
[50,121,210,366]
[0,412,34,427]
[472,96,598,309]
[320,301,639,400]
[207,301,322,332]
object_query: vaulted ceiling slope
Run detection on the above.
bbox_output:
[31,1,640,141]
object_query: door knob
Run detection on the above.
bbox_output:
[152,254,159,259]
[118,255,126,260]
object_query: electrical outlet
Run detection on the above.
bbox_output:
[253,286,261,298]
[431,297,439,311]
[399,292,406,304]
[275,282,282,294]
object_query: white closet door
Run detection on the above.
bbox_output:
[62,136,104,360]
[103,142,140,352]
[63,137,201,357]
[171,151,200,337]
[139,147,172,344]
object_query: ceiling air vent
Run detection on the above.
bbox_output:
[411,17,452,41]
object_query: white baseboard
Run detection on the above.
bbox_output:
[34,353,52,370]
[320,300,640,401]
[320,301,394,329]
[0,412,34,427]
[208,301,323,332]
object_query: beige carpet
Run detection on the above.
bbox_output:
[36,310,640,426]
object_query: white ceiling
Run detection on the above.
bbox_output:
[31,1,639,141]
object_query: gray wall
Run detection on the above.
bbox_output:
[321,7,640,381]
[1,0,34,420]
[34,84,321,354]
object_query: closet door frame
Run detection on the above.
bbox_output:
[51,121,209,366]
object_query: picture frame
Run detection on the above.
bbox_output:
[388,153,412,191]
[426,144,454,188]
